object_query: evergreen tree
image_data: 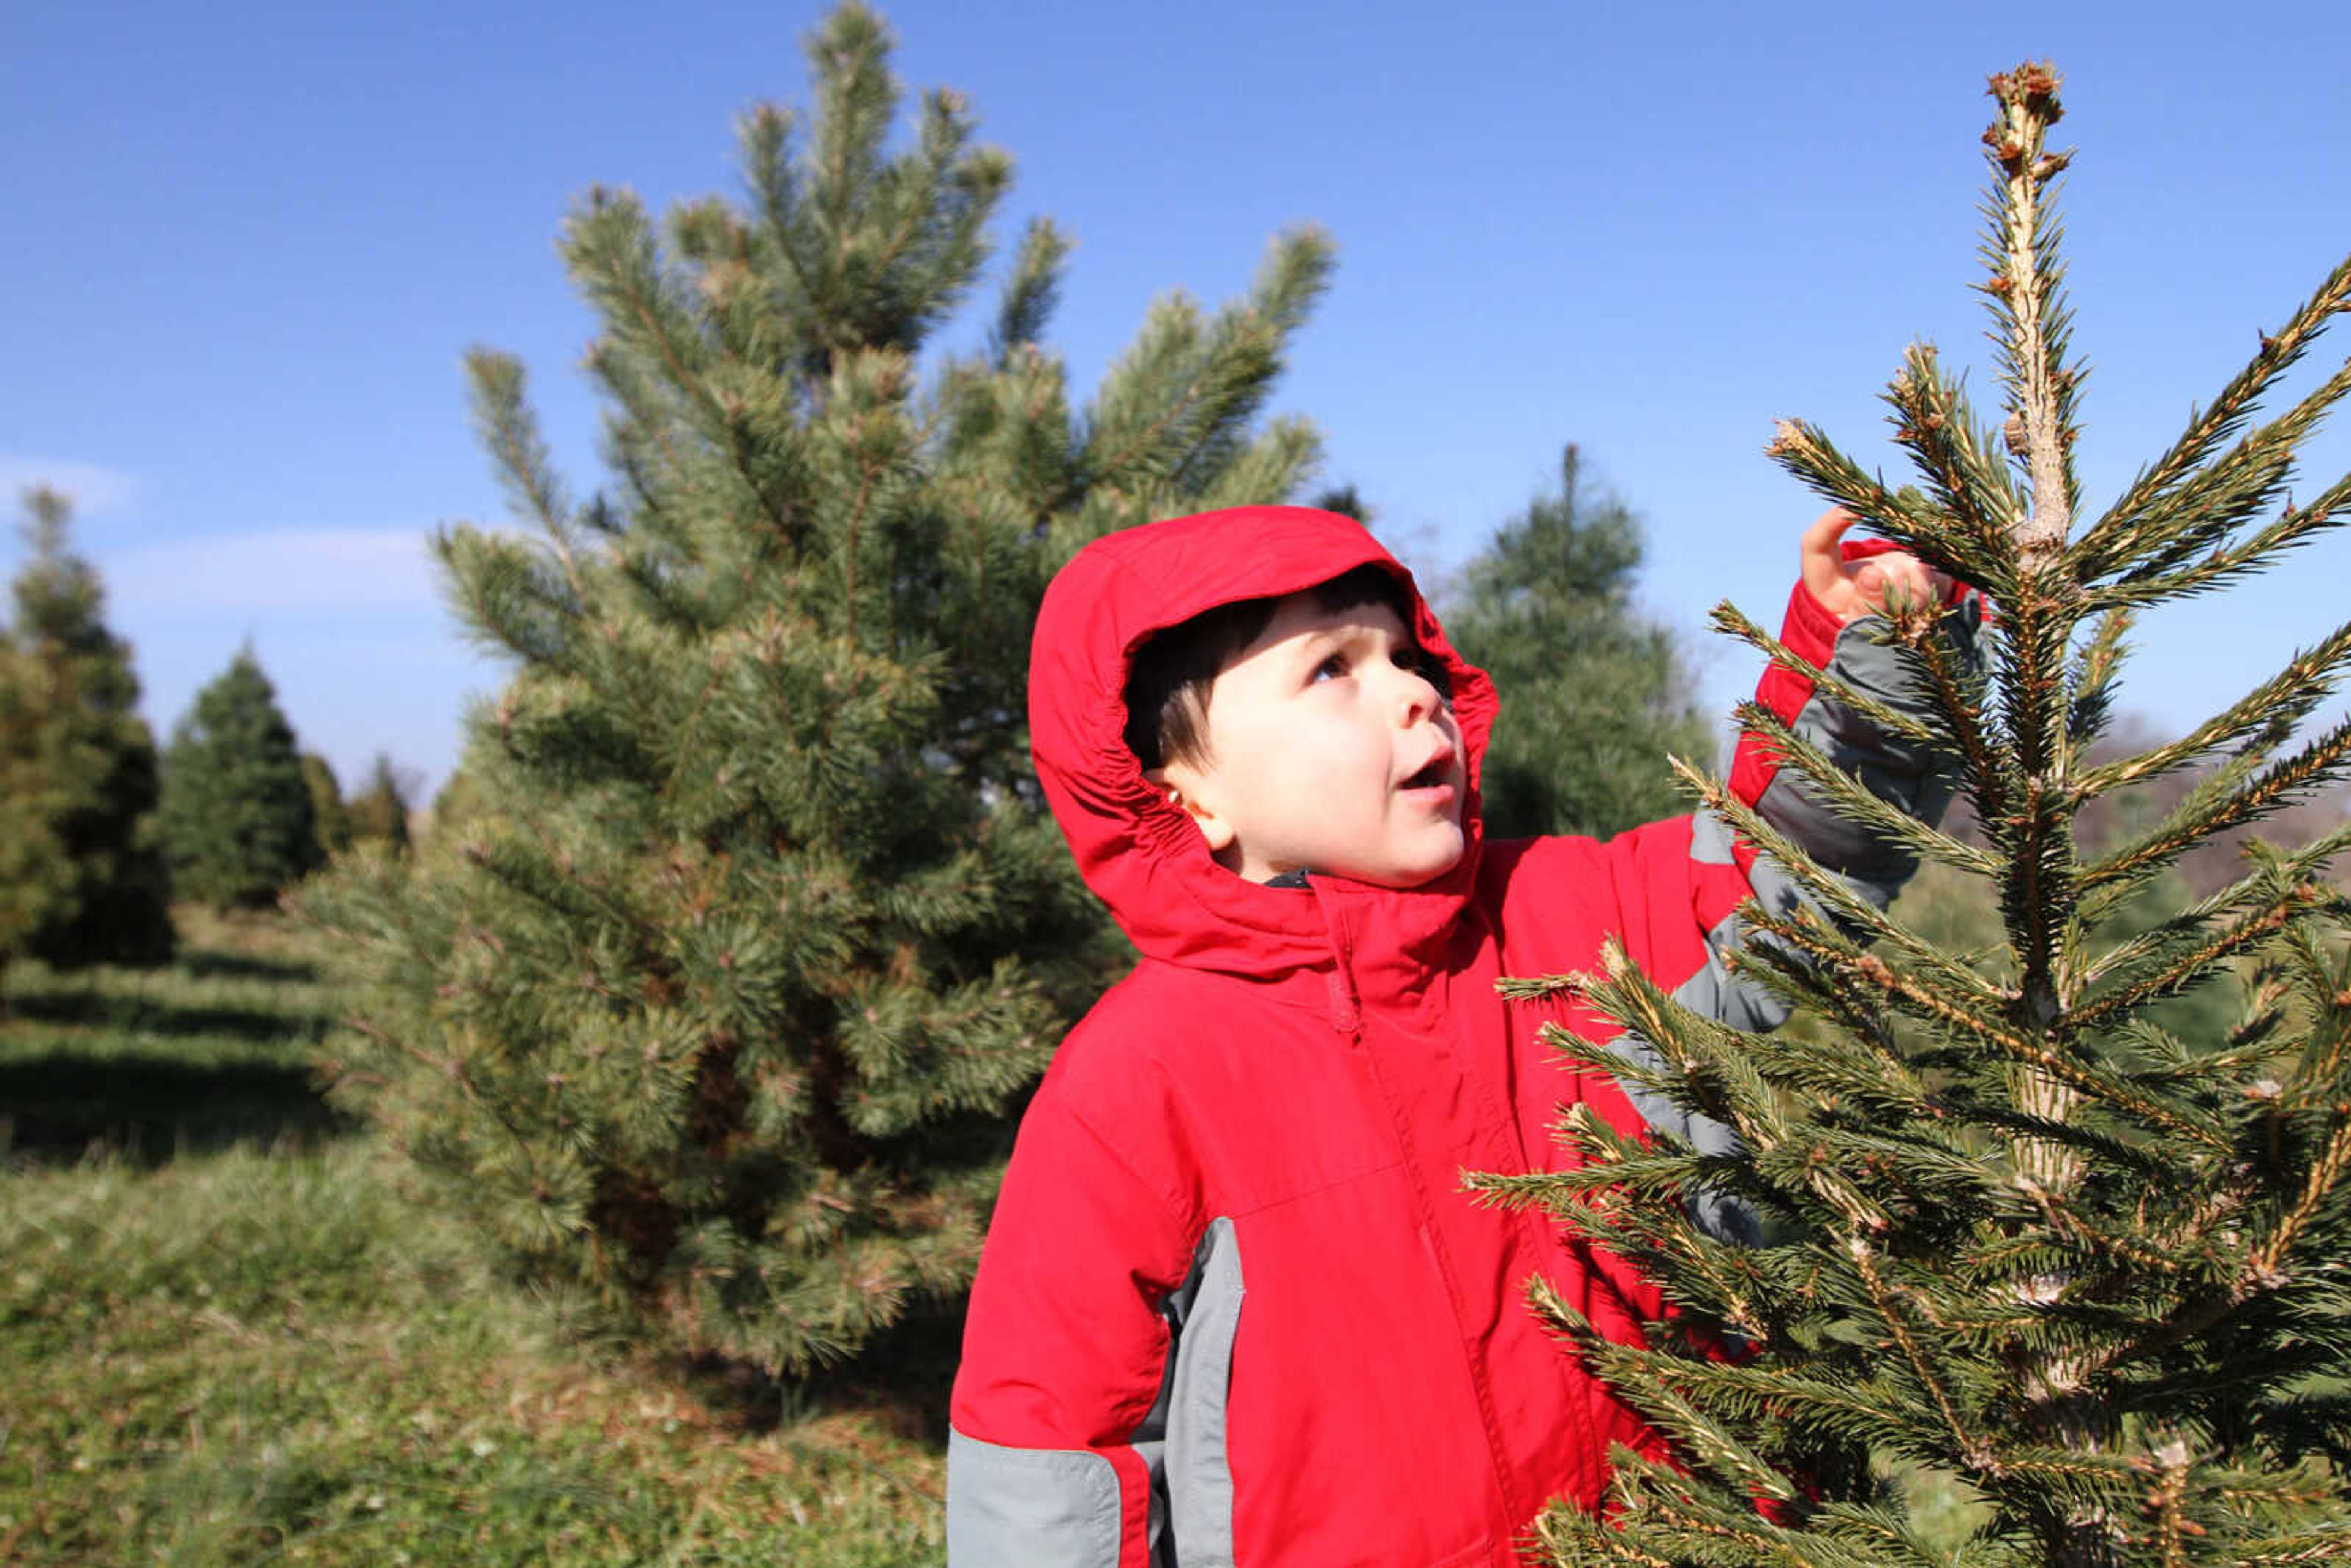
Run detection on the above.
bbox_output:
[424,762,487,844]
[1308,481,1372,522]
[160,649,320,908]
[1475,66,2351,1565]
[1445,448,1711,839]
[301,752,353,860]
[345,752,411,853]
[0,487,173,968]
[0,639,68,973]
[305,1,1329,1374]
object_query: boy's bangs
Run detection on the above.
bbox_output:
[1120,563,1444,773]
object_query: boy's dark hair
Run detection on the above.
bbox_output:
[1122,563,1444,772]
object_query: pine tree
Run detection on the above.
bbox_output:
[304,1,1330,1374]
[160,649,321,909]
[301,752,353,861]
[0,487,173,969]
[345,752,411,853]
[1474,66,2351,1565]
[1445,447,1711,840]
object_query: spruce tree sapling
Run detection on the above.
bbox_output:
[345,753,411,853]
[1471,66,2351,1566]
[304,1,1332,1374]
[1445,447,1710,840]
[160,648,321,909]
[0,487,173,967]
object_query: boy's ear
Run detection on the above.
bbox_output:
[1145,763,1237,858]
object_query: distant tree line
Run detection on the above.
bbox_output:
[0,486,416,984]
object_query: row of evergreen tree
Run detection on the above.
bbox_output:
[0,487,414,975]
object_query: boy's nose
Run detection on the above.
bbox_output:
[1392,667,1442,727]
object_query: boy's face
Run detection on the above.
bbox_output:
[1153,591,1466,888]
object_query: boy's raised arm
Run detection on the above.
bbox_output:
[1531,512,1985,1240]
[948,1085,1200,1567]
[1710,508,1982,909]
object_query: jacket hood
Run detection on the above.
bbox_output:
[1029,506,1498,979]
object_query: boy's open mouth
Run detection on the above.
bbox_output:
[1400,754,1452,791]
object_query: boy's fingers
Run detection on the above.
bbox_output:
[1799,508,1859,598]
[1872,555,1916,598]
[1845,549,1950,620]
[1888,555,1939,607]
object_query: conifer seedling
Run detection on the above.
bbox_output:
[1472,64,2351,1567]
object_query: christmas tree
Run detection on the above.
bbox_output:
[344,752,411,853]
[159,648,321,909]
[1474,66,2351,1566]
[305,1,1331,1373]
[0,487,173,969]
[1445,446,1711,840]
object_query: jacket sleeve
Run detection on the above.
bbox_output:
[1706,551,1988,1003]
[1727,543,1985,916]
[1580,558,1985,1240]
[947,1084,1198,1568]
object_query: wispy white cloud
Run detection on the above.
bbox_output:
[0,455,142,519]
[105,526,442,615]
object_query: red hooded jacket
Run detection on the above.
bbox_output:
[947,506,1973,1567]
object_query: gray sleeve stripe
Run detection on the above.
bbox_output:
[948,1427,1123,1567]
[1164,1216,1242,1566]
[1596,1028,1757,1248]
[1753,606,1978,883]
[1612,607,1984,1250]
[1690,805,1740,866]
[1591,898,1784,1248]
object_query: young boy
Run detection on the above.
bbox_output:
[947,504,1974,1566]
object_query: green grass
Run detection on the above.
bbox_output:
[1,910,947,1566]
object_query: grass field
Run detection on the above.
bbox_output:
[1,909,948,1567]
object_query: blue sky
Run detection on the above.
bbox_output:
[7,0,2350,800]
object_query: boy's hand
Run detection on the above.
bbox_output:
[1801,508,1951,625]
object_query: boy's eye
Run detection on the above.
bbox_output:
[1393,647,1453,699]
[1311,653,1349,683]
